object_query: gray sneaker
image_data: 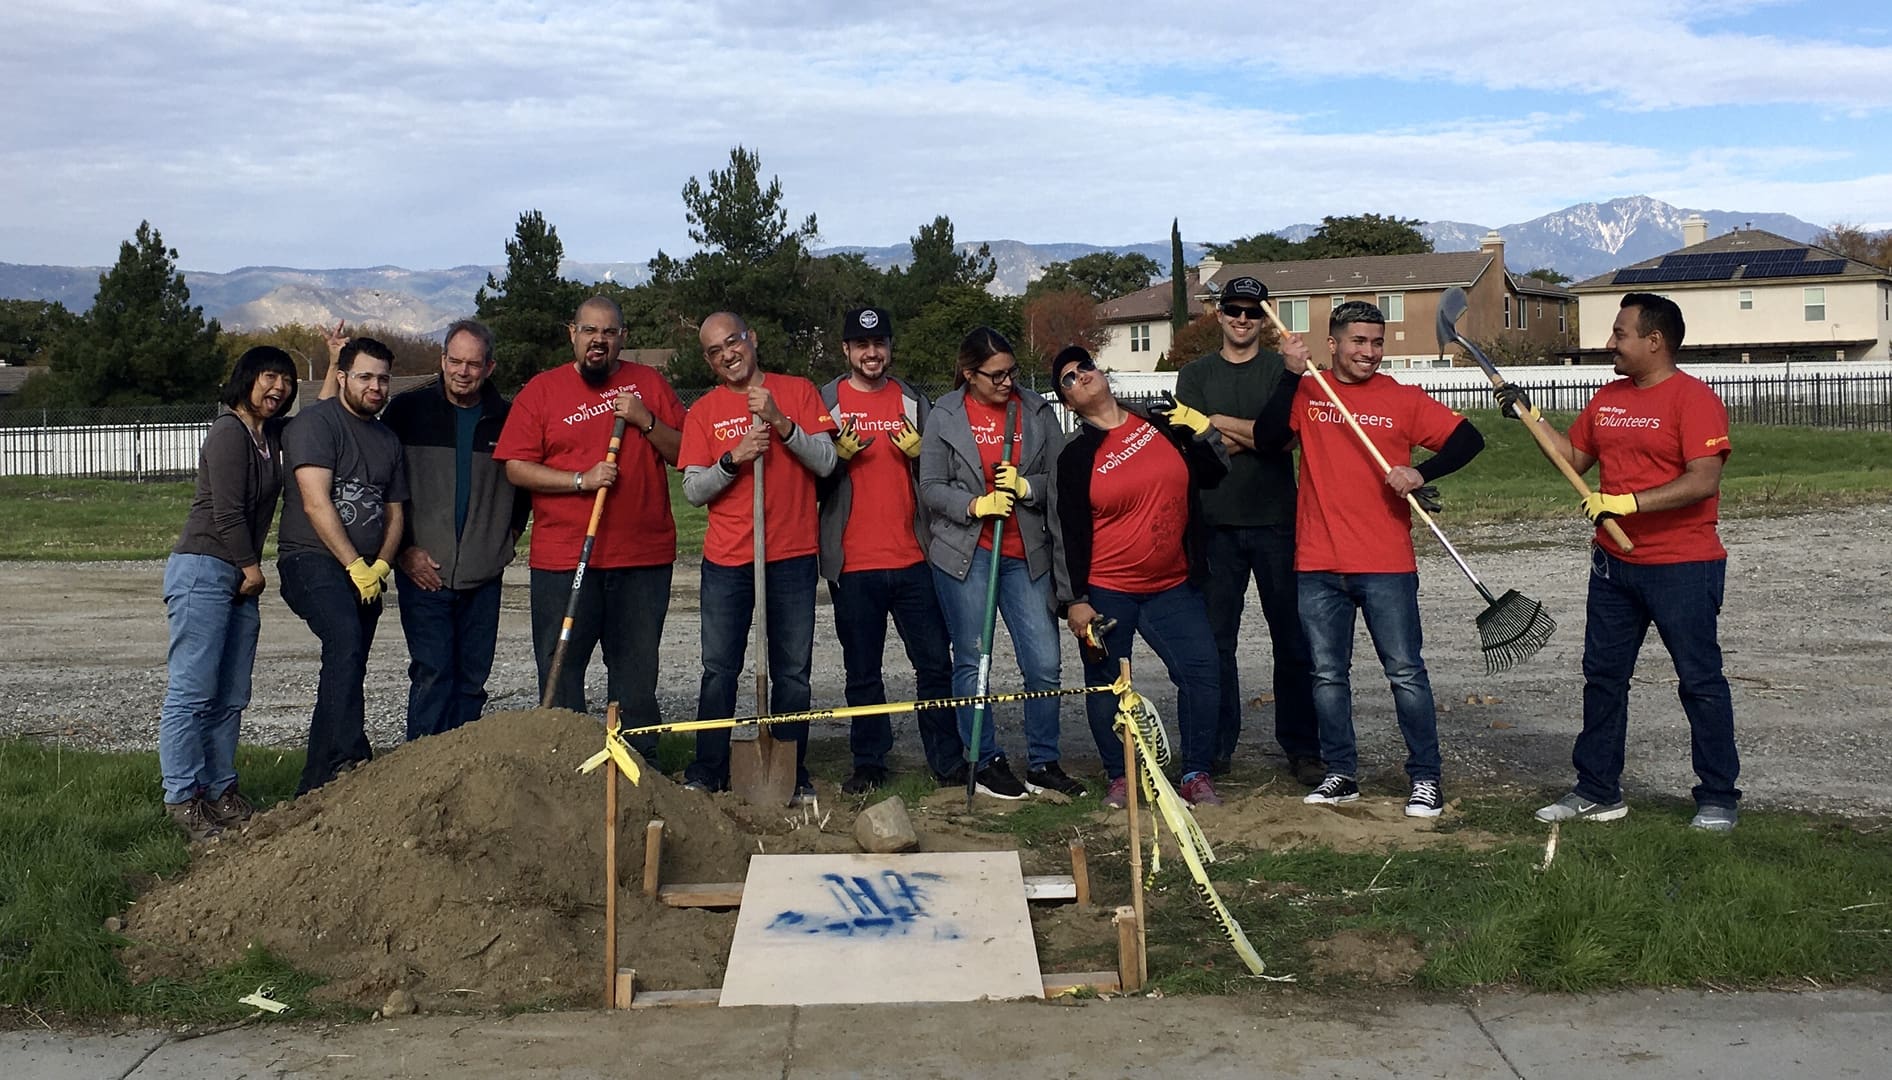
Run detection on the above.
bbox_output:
[1535,792,1628,823]
[1691,804,1739,832]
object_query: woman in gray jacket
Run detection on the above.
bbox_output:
[919,328,1081,800]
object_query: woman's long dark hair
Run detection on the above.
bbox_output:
[954,326,1015,389]
[220,346,300,430]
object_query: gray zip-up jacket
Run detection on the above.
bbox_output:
[918,385,1062,582]
[816,374,931,582]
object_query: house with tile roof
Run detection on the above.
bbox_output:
[1094,232,1573,371]
[1569,216,1892,363]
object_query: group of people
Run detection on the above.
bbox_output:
[156,279,1742,839]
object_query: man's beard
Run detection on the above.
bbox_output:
[578,357,611,387]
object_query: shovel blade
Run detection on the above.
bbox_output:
[730,726,797,807]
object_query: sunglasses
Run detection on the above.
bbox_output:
[974,366,1019,384]
[1058,358,1098,389]
[1221,303,1265,320]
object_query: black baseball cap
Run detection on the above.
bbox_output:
[1049,345,1092,400]
[1220,276,1268,304]
[842,307,892,341]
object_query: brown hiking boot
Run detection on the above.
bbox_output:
[205,786,255,827]
[165,798,224,842]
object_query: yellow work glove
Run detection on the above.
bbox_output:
[1155,391,1212,437]
[345,557,383,604]
[369,558,393,586]
[891,418,923,459]
[992,462,1030,501]
[833,419,873,460]
[1582,491,1638,523]
[970,489,1017,520]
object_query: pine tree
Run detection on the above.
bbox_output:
[1170,218,1187,336]
[476,210,583,392]
[45,222,222,406]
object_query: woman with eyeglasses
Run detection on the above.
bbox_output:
[158,346,299,841]
[918,327,1082,800]
[1046,346,1230,809]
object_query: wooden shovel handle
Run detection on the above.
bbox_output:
[1477,372,1633,553]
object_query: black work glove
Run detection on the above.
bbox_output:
[1495,383,1540,422]
[1412,484,1442,513]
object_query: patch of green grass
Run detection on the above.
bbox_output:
[1141,797,1892,994]
[977,794,1105,847]
[0,739,324,1019]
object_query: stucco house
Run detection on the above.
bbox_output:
[1569,216,1892,363]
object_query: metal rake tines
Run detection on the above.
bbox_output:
[1475,589,1556,675]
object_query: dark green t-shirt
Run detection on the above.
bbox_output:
[1173,350,1297,527]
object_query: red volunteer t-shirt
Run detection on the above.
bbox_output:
[1087,418,1190,594]
[965,395,1026,561]
[678,373,837,566]
[1290,374,1464,574]
[834,381,924,572]
[493,361,685,571]
[1569,372,1730,564]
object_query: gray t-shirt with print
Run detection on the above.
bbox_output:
[279,397,410,558]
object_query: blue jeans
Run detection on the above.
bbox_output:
[397,572,503,741]
[827,563,963,778]
[1298,571,1440,783]
[159,553,258,804]
[930,556,1064,769]
[1204,525,1320,761]
[1081,583,1220,780]
[279,552,381,795]
[686,555,816,791]
[529,564,672,758]
[1576,549,1740,808]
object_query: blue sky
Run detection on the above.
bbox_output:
[2,0,1888,271]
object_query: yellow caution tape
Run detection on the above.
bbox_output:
[1117,698,1267,977]
[619,681,1122,740]
[577,712,643,785]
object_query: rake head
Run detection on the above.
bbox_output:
[1475,589,1556,675]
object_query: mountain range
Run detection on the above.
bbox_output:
[0,197,1822,338]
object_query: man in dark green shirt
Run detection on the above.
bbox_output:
[1172,276,1322,785]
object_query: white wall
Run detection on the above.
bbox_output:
[1579,279,1891,360]
[1098,319,1172,372]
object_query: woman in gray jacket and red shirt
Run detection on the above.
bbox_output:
[158,346,298,840]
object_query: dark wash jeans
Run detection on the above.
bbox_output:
[528,564,672,759]
[1576,548,1740,809]
[1297,570,1441,783]
[1080,583,1221,780]
[686,555,816,791]
[279,552,380,795]
[397,571,502,741]
[1203,524,1320,762]
[827,562,962,778]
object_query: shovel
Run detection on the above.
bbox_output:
[1436,286,1632,554]
[730,441,797,807]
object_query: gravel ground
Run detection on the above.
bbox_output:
[4,504,1889,815]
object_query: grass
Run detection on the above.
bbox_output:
[4,415,1890,561]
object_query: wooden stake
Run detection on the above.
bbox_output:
[1114,906,1143,992]
[603,703,620,1010]
[1119,660,1147,986]
[642,820,665,898]
[1068,839,1091,907]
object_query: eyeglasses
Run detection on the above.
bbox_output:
[1058,359,1098,389]
[973,366,1018,385]
[1221,304,1265,320]
[573,325,624,339]
[703,331,751,363]
[348,372,392,385]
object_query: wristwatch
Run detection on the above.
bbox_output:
[718,451,738,475]
[572,471,584,491]
[642,415,656,433]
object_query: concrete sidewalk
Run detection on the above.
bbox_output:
[7,989,1887,1079]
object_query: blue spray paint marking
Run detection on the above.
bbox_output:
[766,870,961,940]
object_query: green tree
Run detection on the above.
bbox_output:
[1302,213,1432,259]
[476,210,584,392]
[898,286,1022,389]
[1205,230,1304,264]
[1025,252,1159,304]
[1521,267,1573,285]
[1170,219,1187,337]
[26,221,224,406]
[0,299,76,367]
[886,216,995,321]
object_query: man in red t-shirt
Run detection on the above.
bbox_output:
[493,296,685,756]
[1251,301,1486,819]
[677,311,838,798]
[817,308,963,793]
[1501,293,1740,831]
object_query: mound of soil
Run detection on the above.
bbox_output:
[122,710,761,1007]
[1190,795,1494,853]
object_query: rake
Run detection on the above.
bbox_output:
[1263,301,1555,674]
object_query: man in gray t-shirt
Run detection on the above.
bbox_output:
[277,337,409,795]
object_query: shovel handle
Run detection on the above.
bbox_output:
[1479,372,1633,554]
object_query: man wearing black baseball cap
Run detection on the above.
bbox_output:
[1172,275,1325,786]
[817,307,964,793]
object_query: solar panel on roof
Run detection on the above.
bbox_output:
[1803,260,1847,274]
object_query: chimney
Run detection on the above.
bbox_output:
[1197,256,1223,287]
[1682,214,1709,247]
[1479,230,1505,268]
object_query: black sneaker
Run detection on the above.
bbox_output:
[936,763,969,787]
[973,756,1028,801]
[1303,775,1360,806]
[790,780,819,806]
[1025,762,1086,798]
[841,766,888,795]
[1405,779,1444,818]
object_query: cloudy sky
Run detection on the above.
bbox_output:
[3,0,1888,271]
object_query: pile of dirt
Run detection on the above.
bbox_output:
[122,710,761,1007]
[1191,795,1495,853]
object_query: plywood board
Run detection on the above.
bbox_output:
[719,852,1043,1007]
